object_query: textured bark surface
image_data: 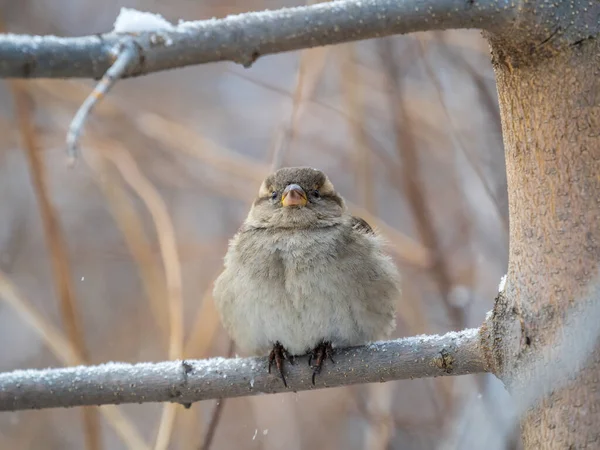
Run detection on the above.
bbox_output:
[491,36,600,449]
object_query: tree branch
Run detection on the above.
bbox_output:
[0,328,489,411]
[0,0,515,79]
[66,41,138,164]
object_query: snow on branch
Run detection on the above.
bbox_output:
[0,328,488,411]
[0,0,515,79]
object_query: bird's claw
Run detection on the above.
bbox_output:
[308,341,335,385]
[268,341,294,387]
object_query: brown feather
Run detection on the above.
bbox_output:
[350,216,375,235]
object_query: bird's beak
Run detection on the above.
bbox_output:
[281,184,307,207]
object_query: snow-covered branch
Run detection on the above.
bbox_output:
[0,0,515,79]
[0,328,488,411]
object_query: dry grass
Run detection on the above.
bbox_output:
[268,45,330,171]
[92,142,184,450]
[0,270,149,449]
[378,39,460,325]
[10,80,102,450]
[84,155,170,344]
[199,339,235,450]
[338,44,375,214]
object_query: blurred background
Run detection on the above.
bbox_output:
[0,0,515,448]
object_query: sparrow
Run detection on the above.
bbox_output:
[213,167,401,386]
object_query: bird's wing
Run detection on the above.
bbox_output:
[350,216,375,235]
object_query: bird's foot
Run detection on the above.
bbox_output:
[308,341,335,385]
[268,341,295,387]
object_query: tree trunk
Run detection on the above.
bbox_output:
[490,36,600,448]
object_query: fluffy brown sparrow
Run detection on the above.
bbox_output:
[213,167,401,386]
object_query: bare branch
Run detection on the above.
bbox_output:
[0,328,488,412]
[66,41,138,164]
[0,0,515,79]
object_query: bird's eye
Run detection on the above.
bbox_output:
[311,189,320,199]
[271,191,278,200]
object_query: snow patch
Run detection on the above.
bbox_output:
[113,7,174,33]
[498,274,507,293]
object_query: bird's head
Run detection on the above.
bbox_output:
[246,167,346,229]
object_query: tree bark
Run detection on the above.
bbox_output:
[489,35,600,448]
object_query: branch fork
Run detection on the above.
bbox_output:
[65,40,138,165]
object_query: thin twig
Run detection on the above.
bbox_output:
[416,42,500,430]
[199,399,227,450]
[99,144,184,359]
[31,76,433,268]
[0,270,79,365]
[379,41,472,437]
[270,38,330,171]
[66,41,138,165]
[10,80,102,450]
[199,340,235,450]
[409,47,499,424]
[339,44,375,212]
[415,37,508,237]
[224,62,427,171]
[223,66,353,125]
[179,287,221,450]
[184,289,222,358]
[379,39,463,328]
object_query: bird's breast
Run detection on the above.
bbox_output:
[268,229,337,268]
[219,225,393,355]
[240,228,343,294]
